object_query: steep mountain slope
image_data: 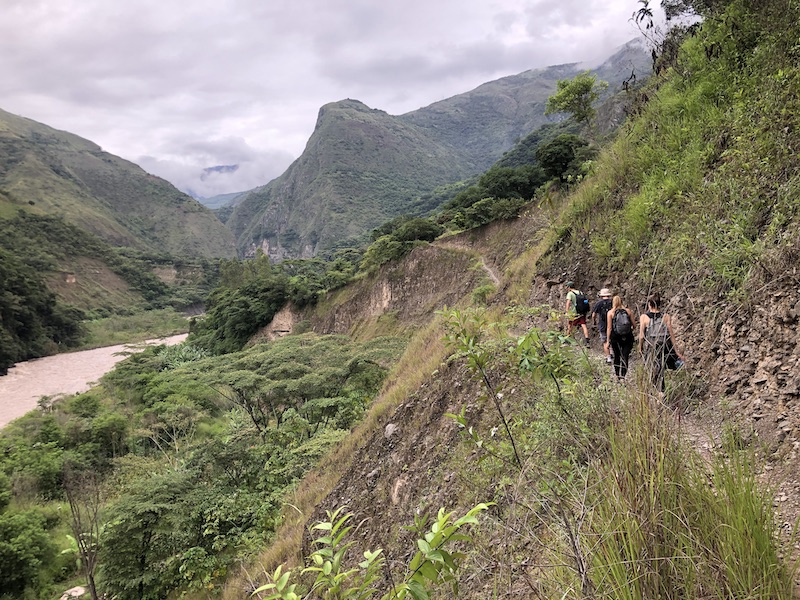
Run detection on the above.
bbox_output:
[227,41,651,260]
[0,108,235,258]
[400,38,650,172]
[227,100,475,260]
[225,3,800,597]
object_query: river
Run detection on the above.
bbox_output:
[0,334,188,428]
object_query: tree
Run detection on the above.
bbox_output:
[0,510,55,596]
[63,464,104,600]
[535,134,591,180]
[545,71,609,126]
[392,218,444,243]
[99,470,195,600]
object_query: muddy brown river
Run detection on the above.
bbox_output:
[0,334,187,428]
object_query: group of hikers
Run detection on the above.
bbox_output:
[563,281,685,398]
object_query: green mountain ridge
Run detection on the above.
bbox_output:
[0,108,236,259]
[227,99,478,260]
[228,39,652,260]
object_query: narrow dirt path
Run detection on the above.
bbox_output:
[436,240,502,286]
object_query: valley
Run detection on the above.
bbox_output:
[1,2,800,598]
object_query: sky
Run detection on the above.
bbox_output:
[0,0,653,199]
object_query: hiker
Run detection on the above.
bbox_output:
[638,293,685,398]
[592,288,614,363]
[606,295,635,380]
[564,281,590,346]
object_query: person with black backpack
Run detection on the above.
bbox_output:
[592,288,614,363]
[564,281,591,346]
[605,295,635,380]
[638,293,685,399]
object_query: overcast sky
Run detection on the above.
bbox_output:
[1,0,652,198]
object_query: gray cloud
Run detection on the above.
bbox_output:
[1,0,642,197]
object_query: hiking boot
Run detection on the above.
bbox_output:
[585,337,590,347]
[606,356,613,364]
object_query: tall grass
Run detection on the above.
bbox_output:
[428,304,795,598]
[585,390,795,599]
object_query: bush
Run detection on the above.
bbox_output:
[0,509,55,596]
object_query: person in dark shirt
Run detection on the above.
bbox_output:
[638,293,685,399]
[606,295,636,380]
[592,288,613,363]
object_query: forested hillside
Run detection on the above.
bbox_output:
[0,109,236,368]
[1,1,799,599]
[0,108,235,258]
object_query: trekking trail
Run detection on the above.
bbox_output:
[436,241,501,286]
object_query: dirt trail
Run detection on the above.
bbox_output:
[0,334,187,428]
[436,240,501,286]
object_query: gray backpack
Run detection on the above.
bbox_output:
[645,314,669,351]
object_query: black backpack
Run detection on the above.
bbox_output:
[612,309,633,335]
[574,292,590,315]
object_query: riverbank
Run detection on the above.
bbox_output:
[0,333,187,428]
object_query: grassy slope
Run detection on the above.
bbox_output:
[543,2,800,301]
[225,2,800,598]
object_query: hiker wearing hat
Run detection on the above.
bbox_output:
[592,288,614,363]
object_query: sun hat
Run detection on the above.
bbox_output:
[599,288,612,297]
[566,281,574,287]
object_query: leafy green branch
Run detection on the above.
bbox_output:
[439,308,522,468]
[252,504,490,600]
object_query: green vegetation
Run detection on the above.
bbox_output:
[0,107,235,259]
[80,308,189,348]
[227,44,651,260]
[0,333,405,598]
[0,211,220,369]
[0,243,85,374]
[548,0,800,301]
[253,503,490,600]
[189,251,366,354]
[435,306,795,598]
[545,70,609,126]
[3,2,799,598]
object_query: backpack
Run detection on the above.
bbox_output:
[595,299,612,331]
[612,309,633,335]
[644,313,669,352]
[573,291,590,315]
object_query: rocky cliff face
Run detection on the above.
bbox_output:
[256,243,495,342]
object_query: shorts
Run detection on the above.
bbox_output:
[569,315,587,327]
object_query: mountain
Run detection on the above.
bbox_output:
[227,99,478,260]
[399,38,650,172]
[196,190,248,210]
[4,4,800,597]
[227,39,651,260]
[0,108,236,259]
